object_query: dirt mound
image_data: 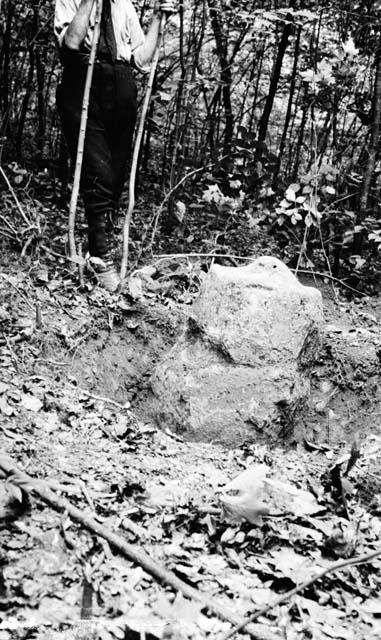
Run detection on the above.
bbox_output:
[66,284,380,445]
[69,301,185,409]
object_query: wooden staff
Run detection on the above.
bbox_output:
[120,15,167,282]
[68,0,103,261]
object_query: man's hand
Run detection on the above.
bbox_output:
[153,0,178,17]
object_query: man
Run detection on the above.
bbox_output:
[54,0,176,291]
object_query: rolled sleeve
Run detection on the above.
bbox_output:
[128,1,150,73]
[54,0,77,47]
[132,47,151,74]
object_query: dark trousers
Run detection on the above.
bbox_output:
[56,52,138,257]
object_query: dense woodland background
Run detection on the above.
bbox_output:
[1,0,381,291]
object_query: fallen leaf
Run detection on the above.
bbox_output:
[219,466,321,525]
[0,396,14,416]
[3,534,28,550]
[323,522,357,558]
[221,493,270,525]
[145,481,191,508]
[361,598,381,616]
[128,275,144,300]
[153,592,175,620]
[174,201,186,222]
[34,267,49,284]
[20,394,43,412]
[171,594,202,623]
[289,523,323,544]
[0,382,9,395]
[220,527,238,543]
[113,415,130,438]
[126,320,139,330]
[222,464,269,494]
[296,595,346,630]
[270,548,315,582]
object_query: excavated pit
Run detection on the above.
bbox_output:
[58,291,381,445]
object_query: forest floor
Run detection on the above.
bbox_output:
[0,184,381,640]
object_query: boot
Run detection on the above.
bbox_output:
[87,214,119,293]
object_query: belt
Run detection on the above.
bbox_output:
[60,45,130,66]
[95,56,130,65]
[60,45,132,70]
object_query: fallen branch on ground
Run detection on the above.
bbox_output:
[68,384,130,411]
[0,455,280,640]
[221,545,381,640]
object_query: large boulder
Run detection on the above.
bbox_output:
[151,257,324,445]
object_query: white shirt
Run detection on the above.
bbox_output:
[54,0,149,71]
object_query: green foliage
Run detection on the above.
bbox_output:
[1,0,381,291]
[275,164,338,229]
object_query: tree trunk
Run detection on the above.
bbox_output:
[292,83,310,180]
[257,17,294,144]
[273,24,301,181]
[248,45,264,133]
[0,0,14,135]
[35,49,45,158]
[207,0,234,156]
[16,48,35,160]
[168,0,187,190]
[359,35,381,218]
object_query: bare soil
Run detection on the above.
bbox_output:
[53,275,381,447]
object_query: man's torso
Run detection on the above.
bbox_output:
[54,0,145,62]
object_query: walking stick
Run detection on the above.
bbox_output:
[68,0,103,261]
[120,15,167,282]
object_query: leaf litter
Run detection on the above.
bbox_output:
[0,264,380,640]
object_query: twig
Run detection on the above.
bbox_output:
[0,228,16,242]
[0,213,18,237]
[78,242,85,288]
[151,254,368,296]
[60,514,75,550]
[120,15,167,282]
[149,154,234,248]
[21,235,35,258]
[153,252,253,262]
[0,273,35,310]
[0,455,279,640]
[68,0,103,260]
[35,303,43,329]
[121,517,147,540]
[68,384,129,410]
[294,269,367,297]
[2,334,19,368]
[220,546,381,640]
[40,244,68,261]
[0,331,32,347]
[0,164,32,227]
[36,358,70,367]
[80,480,96,511]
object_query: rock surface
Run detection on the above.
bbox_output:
[151,257,324,445]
